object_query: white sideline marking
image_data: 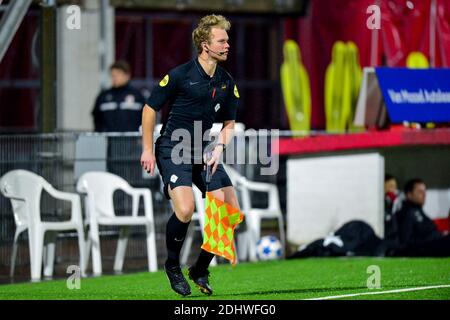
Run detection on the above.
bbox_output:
[306,284,450,300]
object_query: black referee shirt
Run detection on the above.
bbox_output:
[146,58,240,140]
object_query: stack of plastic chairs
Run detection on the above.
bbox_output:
[0,170,86,282]
[223,165,285,262]
[76,171,158,276]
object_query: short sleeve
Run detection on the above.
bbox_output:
[218,79,239,121]
[146,71,178,111]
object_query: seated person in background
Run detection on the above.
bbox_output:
[392,178,450,257]
[384,174,399,246]
[92,61,146,132]
[384,174,399,214]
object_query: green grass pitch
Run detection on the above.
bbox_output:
[0,258,449,300]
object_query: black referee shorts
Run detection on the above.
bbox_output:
[155,136,233,200]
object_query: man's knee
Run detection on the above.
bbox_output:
[175,202,195,222]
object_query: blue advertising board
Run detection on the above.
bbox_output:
[375,68,450,122]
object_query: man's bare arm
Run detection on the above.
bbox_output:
[218,120,235,146]
[140,105,157,175]
[207,120,235,173]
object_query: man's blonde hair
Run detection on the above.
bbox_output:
[192,14,231,54]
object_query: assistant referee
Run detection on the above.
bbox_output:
[140,14,241,296]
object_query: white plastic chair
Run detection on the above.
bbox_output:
[0,170,86,281]
[76,171,157,276]
[223,164,286,262]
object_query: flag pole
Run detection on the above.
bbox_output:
[205,151,212,192]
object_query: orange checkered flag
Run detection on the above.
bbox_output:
[201,192,244,265]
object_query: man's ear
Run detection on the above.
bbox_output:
[202,41,209,52]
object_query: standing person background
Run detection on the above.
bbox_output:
[92,61,146,132]
[140,14,241,296]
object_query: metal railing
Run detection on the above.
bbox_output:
[0,131,277,275]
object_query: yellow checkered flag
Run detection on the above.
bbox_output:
[201,192,244,265]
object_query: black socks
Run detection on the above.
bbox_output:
[165,212,215,273]
[165,213,190,268]
[193,249,215,274]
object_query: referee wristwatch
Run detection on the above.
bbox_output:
[216,143,226,151]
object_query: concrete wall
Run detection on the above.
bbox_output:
[382,146,450,190]
[287,153,385,245]
[56,2,114,131]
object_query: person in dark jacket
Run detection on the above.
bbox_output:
[92,61,146,132]
[384,174,400,246]
[393,178,450,257]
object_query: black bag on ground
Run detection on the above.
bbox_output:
[288,220,386,259]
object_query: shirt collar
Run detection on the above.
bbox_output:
[194,58,218,81]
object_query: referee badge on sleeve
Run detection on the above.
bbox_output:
[233,85,240,98]
[159,74,169,87]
